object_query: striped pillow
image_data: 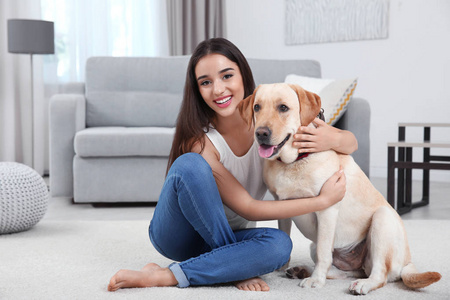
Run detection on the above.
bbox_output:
[285,74,358,125]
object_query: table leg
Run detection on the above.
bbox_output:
[422,127,430,205]
[397,127,406,211]
[387,146,396,209]
[405,147,413,209]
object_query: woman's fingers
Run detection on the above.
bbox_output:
[312,118,326,127]
[296,126,315,135]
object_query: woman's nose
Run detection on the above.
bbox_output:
[214,80,225,96]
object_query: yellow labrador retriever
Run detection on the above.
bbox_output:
[238,83,441,295]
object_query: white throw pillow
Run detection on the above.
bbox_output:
[285,74,358,125]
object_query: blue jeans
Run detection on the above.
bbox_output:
[149,153,292,287]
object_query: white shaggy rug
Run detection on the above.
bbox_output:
[0,220,448,299]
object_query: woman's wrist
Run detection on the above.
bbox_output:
[333,129,357,154]
[332,129,342,151]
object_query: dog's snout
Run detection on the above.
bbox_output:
[255,126,271,144]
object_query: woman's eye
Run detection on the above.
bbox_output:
[254,104,260,112]
[200,80,211,86]
[223,74,233,80]
[279,105,289,112]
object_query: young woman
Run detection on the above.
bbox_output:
[108,38,357,292]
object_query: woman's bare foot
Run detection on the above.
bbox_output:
[234,277,270,291]
[108,263,177,292]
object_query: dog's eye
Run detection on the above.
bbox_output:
[279,105,289,112]
[254,104,260,112]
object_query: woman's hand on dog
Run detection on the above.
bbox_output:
[293,118,358,155]
[319,167,346,209]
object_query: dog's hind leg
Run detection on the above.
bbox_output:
[349,206,405,295]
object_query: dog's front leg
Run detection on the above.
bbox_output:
[300,206,340,288]
[278,218,292,236]
[278,218,292,270]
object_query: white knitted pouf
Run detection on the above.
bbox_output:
[0,162,48,234]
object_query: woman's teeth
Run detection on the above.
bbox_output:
[216,96,231,104]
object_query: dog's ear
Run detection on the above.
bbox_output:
[288,84,322,126]
[238,86,259,130]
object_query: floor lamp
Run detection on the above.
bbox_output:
[7,19,55,169]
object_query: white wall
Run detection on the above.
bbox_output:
[225,0,450,181]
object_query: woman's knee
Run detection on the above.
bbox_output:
[170,153,213,181]
[265,228,293,266]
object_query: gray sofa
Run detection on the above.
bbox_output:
[49,56,370,203]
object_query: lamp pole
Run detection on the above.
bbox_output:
[7,19,54,170]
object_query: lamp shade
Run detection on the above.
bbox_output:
[7,19,54,54]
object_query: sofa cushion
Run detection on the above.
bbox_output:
[86,91,182,127]
[85,56,190,127]
[74,127,175,157]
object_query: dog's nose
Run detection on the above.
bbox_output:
[255,126,271,144]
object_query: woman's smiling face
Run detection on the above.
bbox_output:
[195,53,245,118]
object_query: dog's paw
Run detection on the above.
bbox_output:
[286,266,311,279]
[300,276,325,288]
[348,279,377,295]
[278,261,290,272]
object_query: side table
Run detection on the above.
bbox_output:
[387,123,450,215]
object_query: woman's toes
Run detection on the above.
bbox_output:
[235,277,270,292]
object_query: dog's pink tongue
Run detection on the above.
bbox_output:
[258,145,276,158]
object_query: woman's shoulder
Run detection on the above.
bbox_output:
[192,135,220,162]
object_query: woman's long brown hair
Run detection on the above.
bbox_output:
[166,38,256,174]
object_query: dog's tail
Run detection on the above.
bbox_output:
[401,263,441,289]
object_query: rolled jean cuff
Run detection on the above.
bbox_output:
[169,262,190,288]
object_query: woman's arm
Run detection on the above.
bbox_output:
[293,118,358,155]
[193,137,346,222]
[241,168,346,221]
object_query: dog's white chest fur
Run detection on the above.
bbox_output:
[264,150,339,200]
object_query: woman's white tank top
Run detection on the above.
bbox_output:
[205,127,267,230]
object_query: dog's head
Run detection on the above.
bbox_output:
[238,83,321,163]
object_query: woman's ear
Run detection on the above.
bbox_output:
[288,84,321,126]
[238,86,259,130]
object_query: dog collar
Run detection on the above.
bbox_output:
[277,152,309,162]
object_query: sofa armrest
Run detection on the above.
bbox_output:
[334,97,371,177]
[49,94,86,197]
